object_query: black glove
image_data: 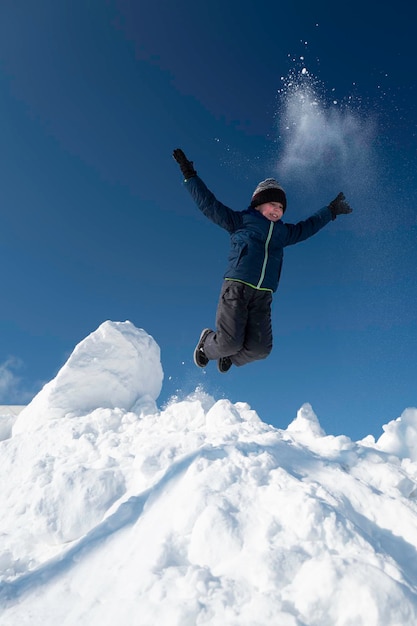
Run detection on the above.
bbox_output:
[172,148,197,180]
[328,192,353,220]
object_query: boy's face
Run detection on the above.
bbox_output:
[255,201,284,222]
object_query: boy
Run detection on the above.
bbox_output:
[173,148,352,373]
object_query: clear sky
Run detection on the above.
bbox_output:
[0,0,416,441]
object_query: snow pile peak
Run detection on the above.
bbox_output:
[2,321,417,625]
[287,401,326,439]
[13,321,163,434]
[376,407,417,462]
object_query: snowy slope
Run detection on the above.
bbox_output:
[1,321,417,626]
[0,406,25,416]
[0,406,25,441]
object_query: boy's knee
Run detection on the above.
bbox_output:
[216,332,243,356]
[246,336,272,360]
[252,344,272,361]
[230,343,272,367]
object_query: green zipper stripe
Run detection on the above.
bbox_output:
[256,222,274,289]
[225,278,273,292]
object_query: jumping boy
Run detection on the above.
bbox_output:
[173,148,352,373]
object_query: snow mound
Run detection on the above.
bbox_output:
[13,321,163,434]
[287,402,326,439]
[376,407,417,462]
[2,321,417,625]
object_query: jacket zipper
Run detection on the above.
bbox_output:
[256,222,274,288]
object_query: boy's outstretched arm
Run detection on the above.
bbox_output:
[172,148,240,233]
[328,192,353,220]
[284,192,353,247]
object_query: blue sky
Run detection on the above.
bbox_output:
[1,0,416,440]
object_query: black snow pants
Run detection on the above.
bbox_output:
[203,280,273,366]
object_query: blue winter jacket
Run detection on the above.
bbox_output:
[185,176,332,293]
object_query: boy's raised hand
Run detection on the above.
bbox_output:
[328,192,353,220]
[173,148,197,180]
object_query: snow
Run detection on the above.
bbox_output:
[0,406,25,440]
[1,321,417,625]
[13,320,163,434]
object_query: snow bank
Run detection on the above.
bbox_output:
[0,406,25,441]
[375,407,417,462]
[13,320,163,434]
[0,405,25,417]
[286,402,325,440]
[2,321,417,626]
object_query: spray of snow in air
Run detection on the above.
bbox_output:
[275,63,378,202]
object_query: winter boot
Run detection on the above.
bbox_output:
[194,328,212,368]
[217,356,232,373]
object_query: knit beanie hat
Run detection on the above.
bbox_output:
[250,178,287,212]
